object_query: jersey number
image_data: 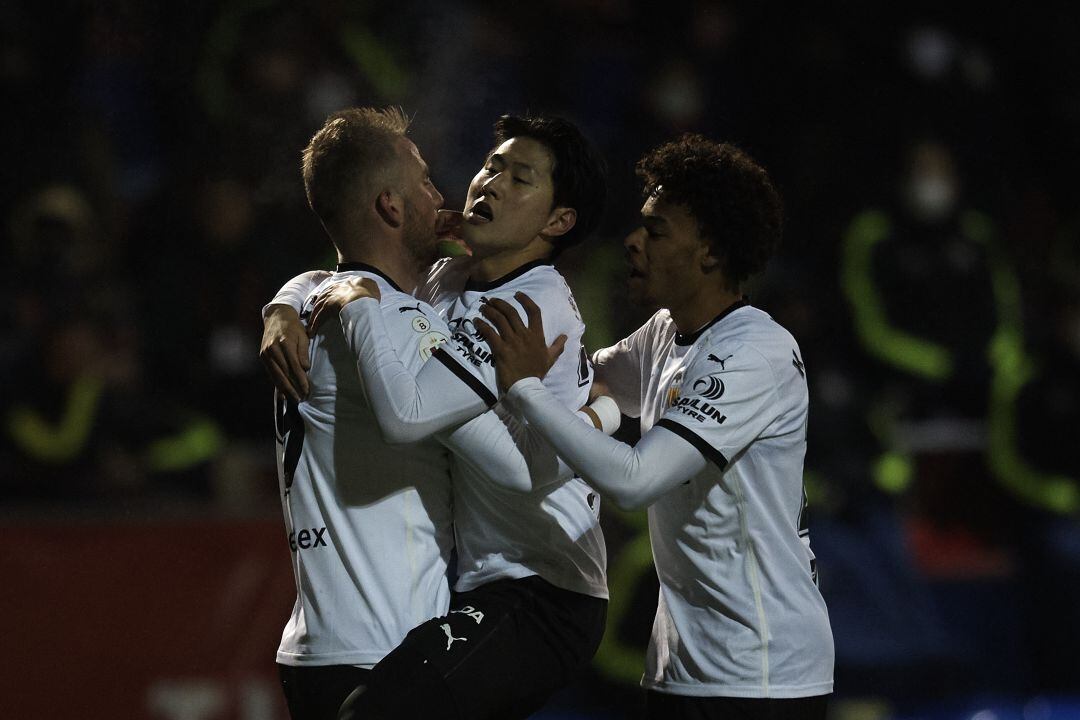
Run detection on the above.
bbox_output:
[274,391,305,492]
[577,345,591,387]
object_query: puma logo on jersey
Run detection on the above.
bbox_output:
[707,353,733,369]
[398,303,426,315]
[450,605,485,624]
[440,623,467,651]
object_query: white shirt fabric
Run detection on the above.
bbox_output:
[274,266,454,668]
[270,260,608,600]
[416,258,607,598]
[507,302,833,698]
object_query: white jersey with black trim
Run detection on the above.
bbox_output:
[419,258,608,599]
[275,265,453,668]
[593,302,834,698]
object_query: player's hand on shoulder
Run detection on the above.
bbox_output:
[260,304,310,403]
[308,276,382,336]
[475,291,567,394]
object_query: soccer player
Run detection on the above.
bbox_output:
[264,115,611,719]
[266,107,460,720]
[475,136,835,719]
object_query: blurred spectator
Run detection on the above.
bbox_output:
[1,186,222,502]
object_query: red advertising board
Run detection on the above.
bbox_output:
[0,514,296,719]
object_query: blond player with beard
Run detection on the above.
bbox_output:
[263,115,613,720]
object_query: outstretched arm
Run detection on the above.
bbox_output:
[506,378,705,509]
[475,292,705,508]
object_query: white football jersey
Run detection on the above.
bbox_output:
[419,259,608,599]
[594,302,834,697]
[275,264,454,668]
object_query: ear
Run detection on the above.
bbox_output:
[375,190,405,229]
[539,207,577,240]
[700,246,723,274]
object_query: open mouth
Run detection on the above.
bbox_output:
[466,199,494,224]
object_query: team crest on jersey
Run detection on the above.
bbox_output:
[665,371,685,408]
[412,315,432,333]
[419,331,450,360]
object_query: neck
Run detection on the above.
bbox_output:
[668,286,743,335]
[336,233,422,292]
[469,238,552,282]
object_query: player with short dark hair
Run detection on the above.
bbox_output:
[477,134,835,720]
[488,114,606,255]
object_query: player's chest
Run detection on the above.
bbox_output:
[641,341,695,429]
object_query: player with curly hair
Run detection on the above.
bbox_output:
[477,134,834,719]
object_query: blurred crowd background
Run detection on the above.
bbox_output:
[3,1,1079,718]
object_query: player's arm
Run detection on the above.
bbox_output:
[506,378,705,509]
[308,282,488,443]
[589,322,652,417]
[439,395,620,493]
[478,293,772,509]
[259,270,332,402]
[474,293,701,508]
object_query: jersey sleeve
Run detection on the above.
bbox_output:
[437,407,574,493]
[656,343,779,470]
[591,312,665,418]
[338,297,490,443]
[505,377,707,510]
[263,270,332,315]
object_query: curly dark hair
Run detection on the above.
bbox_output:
[493,114,607,255]
[635,135,783,287]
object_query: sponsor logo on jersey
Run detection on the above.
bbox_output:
[399,303,427,316]
[288,526,328,552]
[440,623,468,650]
[692,375,726,400]
[672,396,727,424]
[418,331,449,360]
[450,605,485,624]
[449,329,493,367]
[447,316,483,339]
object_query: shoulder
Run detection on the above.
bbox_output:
[490,265,583,327]
[695,307,802,377]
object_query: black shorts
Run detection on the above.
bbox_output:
[277,663,371,720]
[645,690,829,720]
[339,575,607,720]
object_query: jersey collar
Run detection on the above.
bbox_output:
[336,262,404,293]
[674,297,750,346]
[464,260,552,292]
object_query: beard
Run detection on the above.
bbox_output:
[402,200,438,268]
